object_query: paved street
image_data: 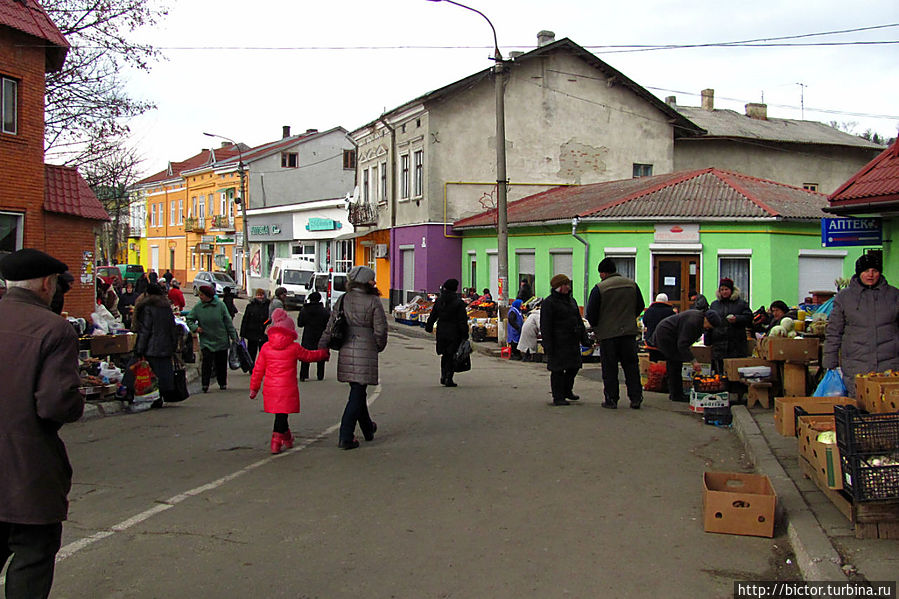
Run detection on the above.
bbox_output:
[43,304,802,599]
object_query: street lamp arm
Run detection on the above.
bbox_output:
[426,0,501,60]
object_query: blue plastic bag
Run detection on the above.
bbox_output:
[813,369,847,397]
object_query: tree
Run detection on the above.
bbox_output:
[42,0,168,168]
[82,146,144,264]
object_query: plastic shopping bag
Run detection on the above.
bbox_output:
[130,359,158,396]
[813,369,847,397]
[454,339,472,373]
[236,339,254,373]
[228,340,241,370]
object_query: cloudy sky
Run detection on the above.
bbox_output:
[124,0,899,179]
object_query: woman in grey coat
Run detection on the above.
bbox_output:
[823,253,899,397]
[319,266,388,450]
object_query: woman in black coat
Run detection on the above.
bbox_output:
[540,274,589,406]
[705,277,753,373]
[221,287,238,320]
[240,288,270,362]
[297,291,330,381]
[134,284,178,406]
[425,278,470,387]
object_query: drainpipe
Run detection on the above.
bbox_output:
[377,115,398,308]
[571,216,589,306]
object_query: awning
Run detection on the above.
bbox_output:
[333,230,367,241]
[215,187,236,195]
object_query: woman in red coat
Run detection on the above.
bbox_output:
[249,308,329,453]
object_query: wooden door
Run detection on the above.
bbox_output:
[653,255,700,312]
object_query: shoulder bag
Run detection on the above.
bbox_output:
[327,295,348,350]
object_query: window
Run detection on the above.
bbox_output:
[149,204,156,227]
[363,168,370,203]
[798,250,847,305]
[516,251,535,297]
[719,257,750,302]
[372,165,379,204]
[198,195,206,220]
[178,199,184,225]
[633,163,653,178]
[469,254,477,291]
[281,152,298,168]
[379,161,388,203]
[803,183,819,192]
[334,240,355,273]
[219,193,226,216]
[551,250,573,283]
[603,249,637,280]
[413,150,423,197]
[0,211,23,256]
[343,149,356,170]
[366,245,375,271]
[291,243,315,259]
[191,196,197,218]
[170,201,176,225]
[400,154,410,199]
[1,76,17,134]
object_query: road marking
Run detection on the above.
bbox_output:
[0,385,381,581]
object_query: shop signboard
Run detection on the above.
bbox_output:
[201,235,215,243]
[821,218,882,247]
[215,236,235,244]
[306,218,342,231]
[250,224,281,236]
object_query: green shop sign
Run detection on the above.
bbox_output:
[250,224,282,236]
[306,218,342,231]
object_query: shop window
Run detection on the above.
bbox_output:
[633,163,653,178]
[1,76,17,135]
[281,152,299,168]
[719,257,750,301]
[343,149,356,170]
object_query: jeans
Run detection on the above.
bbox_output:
[340,383,374,443]
[599,336,643,404]
[201,347,228,389]
[0,521,62,599]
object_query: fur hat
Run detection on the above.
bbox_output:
[597,258,617,274]
[704,310,723,328]
[718,277,734,291]
[654,293,669,303]
[0,248,68,281]
[347,265,376,284]
[268,308,297,337]
[855,253,882,275]
[550,273,571,289]
[442,278,459,292]
[199,285,215,297]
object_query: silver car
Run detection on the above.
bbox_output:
[193,271,239,296]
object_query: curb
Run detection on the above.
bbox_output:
[731,405,846,581]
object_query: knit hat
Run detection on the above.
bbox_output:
[597,258,617,274]
[199,284,215,297]
[654,293,669,302]
[442,278,459,292]
[855,253,882,275]
[268,307,297,338]
[511,299,523,309]
[0,248,68,281]
[718,277,734,291]
[704,310,723,328]
[307,291,322,303]
[347,265,376,284]
[550,273,571,289]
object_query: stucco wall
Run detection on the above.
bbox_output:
[390,224,462,297]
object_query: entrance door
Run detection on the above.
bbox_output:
[401,248,415,302]
[653,254,700,312]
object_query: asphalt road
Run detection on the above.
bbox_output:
[41,298,800,598]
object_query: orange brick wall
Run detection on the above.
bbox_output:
[43,212,101,319]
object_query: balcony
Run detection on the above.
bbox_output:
[212,215,236,232]
[348,202,378,226]
[185,217,205,233]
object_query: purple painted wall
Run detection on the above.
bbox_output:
[390,225,462,297]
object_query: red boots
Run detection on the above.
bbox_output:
[270,430,295,454]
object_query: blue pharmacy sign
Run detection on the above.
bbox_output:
[821,218,882,247]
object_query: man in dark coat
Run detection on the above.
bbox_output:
[425,279,470,387]
[297,291,330,381]
[705,277,753,373]
[541,273,589,405]
[649,309,722,402]
[586,258,645,409]
[134,271,149,297]
[240,288,271,363]
[221,286,238,319]
[0,249,84,598]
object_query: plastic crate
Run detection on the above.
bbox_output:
[703,406,733,427]
[833,405,899,501]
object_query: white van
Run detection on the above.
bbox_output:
[269,257,316,309]
[312,271,348,308]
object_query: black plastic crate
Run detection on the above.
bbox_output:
[833,405,899,501]
[839,454,899,502]
[703,406,733,427]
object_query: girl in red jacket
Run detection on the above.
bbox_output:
[249,308,329,453]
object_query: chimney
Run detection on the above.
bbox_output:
[509,51,523,60]
[745,103,768,120]
[220,141,229,148]
[701,89,714,111]
[305,128,318,135]
[665,95,677,107]
[537,30,555,47]
[282,125,291,138]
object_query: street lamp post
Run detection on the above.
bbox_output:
[427,0,509,309]
[203,132,249,295]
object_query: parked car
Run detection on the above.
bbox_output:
[117,264,145,285]
[96,265,123,289]
[193,271,240,296]
[312,271,348,308]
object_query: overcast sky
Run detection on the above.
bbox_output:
[124,0,899,180]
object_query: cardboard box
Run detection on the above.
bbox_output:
[90,334,136,355]
[773,396,856,436]
[797,415,842,490]
[690,390,728,413]
[682,364,712,379]
[690,344,713,363]
[702,472,776,537]
[724,358,776,382]
[638,353,651,377]
[758,336,819,362]
[854,376,899,413]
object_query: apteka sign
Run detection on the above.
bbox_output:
[821,218,882,247]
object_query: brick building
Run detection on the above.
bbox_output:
[0,0,108,318]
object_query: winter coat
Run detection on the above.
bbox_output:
[540,289,588,372]
[823,274,899,396]
[249,326,329,414]
[506,301,524,344]
[642,301,676,342]
[184,296,237,352]
[297,301,330,350]
[135,295,178,358]
[134,275,149,297]
[222,293,238,318]
[269,297,285,317]
[705,288,753,360]
[425,290,469,355]
[518,310,541,354]
[648,309,707,362]
[0,288,83,524]
[167,287,185,311]
[118,290,138,313]
[585,273,644,341]
[240,297,271,343]
[319,287,388,385]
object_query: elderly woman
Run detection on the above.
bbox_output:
[425,278,469,387]
[823,253,899,397]
[319,266,388,450]
[540,274,589,406]
[184,285,238,392]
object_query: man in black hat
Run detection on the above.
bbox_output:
[0,249,84,598]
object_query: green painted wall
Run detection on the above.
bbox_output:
[884,218,898,282]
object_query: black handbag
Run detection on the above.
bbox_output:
[168,366,190,403]
[327,296,348,350]
[454,339,472,373]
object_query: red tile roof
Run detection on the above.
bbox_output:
[454,168,828,228]
[44,164,109,221]
[828,140,899,209]
[134,148,222,186]
[0,0,68,71]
